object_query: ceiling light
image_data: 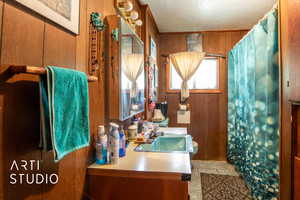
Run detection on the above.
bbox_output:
[135,19,143,26]
[118,1,133,12]
[130,11,139,20]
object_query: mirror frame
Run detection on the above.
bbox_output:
[119,17,145,121]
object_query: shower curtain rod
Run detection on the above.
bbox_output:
[232,3,278,50]
[8,65,98,82]
[161,53,226,58]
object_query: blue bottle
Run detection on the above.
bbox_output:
[119,125,126,157]
[96,125,108,165]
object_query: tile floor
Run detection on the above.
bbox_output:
[189,160,240,200]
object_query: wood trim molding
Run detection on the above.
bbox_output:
[146,5,160,34]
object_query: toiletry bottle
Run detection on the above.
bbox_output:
[95,125,107,165]
[138,119,144,133]
[133,117,139,128]
[119,125,126,157]
[128,124,137,141]
[109,123,120,164]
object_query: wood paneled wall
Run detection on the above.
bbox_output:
[0,0,140,199]
[158,31,247,160]
[279,0,300,199]
[0,0,257,198]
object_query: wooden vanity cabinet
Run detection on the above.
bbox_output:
[88,175,189,200]
[87,143,191,200]
[106,15,145,121]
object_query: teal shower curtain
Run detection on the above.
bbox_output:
[228,7,279,200]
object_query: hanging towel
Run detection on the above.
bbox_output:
[40,66,90,162]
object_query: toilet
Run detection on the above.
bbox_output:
[190,141,198,159]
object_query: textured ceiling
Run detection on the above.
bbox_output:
[139,0,277,32]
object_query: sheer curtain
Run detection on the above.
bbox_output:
[123,53,144,98]
[169,51,206,101]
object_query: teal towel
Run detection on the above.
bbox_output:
[40,66,90,162]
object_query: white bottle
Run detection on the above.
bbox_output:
[109,123,120,164]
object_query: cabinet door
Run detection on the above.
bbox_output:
[293,106,300,200]
[287,0,300,101]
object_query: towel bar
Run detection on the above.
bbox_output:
[9,65,98,82]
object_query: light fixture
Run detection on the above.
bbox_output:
[135,19,143,26]
[130,11,139,20]
[115,0,143,32]
[118,0,133,12]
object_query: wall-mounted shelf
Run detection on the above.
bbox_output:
[9,65,98,82]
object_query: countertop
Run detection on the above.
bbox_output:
[87,142,191,181]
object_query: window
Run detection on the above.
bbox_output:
[168,57,220,93]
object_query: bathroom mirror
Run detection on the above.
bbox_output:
[149,37,158,102]
[120,18,145,120]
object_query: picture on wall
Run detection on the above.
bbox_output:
[186,33,203,52]
[148,57,158,102]
[14,0,80,34]
[149,36,158,102]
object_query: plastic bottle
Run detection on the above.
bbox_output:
[138,119,144,133]
[128,124,137,140]
[108,123,120,164]
[95,125,108,165]
[119,125,126,157]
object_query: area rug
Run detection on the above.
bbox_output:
[200,173,252,200]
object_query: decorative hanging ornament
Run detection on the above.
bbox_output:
[91,12,105,31]
[135,19,143,26]
[130,11,139,20]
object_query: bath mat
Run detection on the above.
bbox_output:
[200,173,252,200]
